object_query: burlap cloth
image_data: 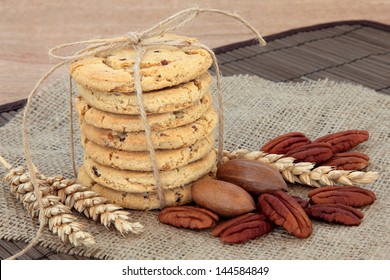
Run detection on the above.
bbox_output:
[1,74,389,259]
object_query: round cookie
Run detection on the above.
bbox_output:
[82,134,214,171]
[70,34,213,93]
[75,72,211,115]
[77,166,192,210]
[79,107,218,151]
[75,91,212,132]
[82,150,216,193]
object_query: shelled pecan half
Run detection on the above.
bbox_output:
[305,203,364,226]
[285,142,333,164]
[320,152,369,170]
[313,130,369,153]
[258,191,312,238]
[211,213,273,243]
[292,195,310,210]
[260,132,311,154]
[308,185,376,207]
[158,206,219,229]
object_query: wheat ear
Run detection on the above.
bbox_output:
[47,176,144,235]
[3,166,95,247]
[222,149,379,187]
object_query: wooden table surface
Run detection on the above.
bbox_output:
[1,0,390,107]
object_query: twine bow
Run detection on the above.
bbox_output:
[20,7,266,255]
[48,7,265,61]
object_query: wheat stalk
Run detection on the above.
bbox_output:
[47,176,144,235]
[3,166,95,247]
[222,149,379,187]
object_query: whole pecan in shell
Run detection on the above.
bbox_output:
[260,132,311,154]
[258,191,312,238]
[212,213,273,243]
[313,130,369,153]
[216,159,288,194]
[321,152,369,170]
[158,205,219,229]
[305,203,364,226]
[285,142,333,164]
[192,178,256,217]
[308,185,376,207]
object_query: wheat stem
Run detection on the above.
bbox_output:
[3,166,95,247]
[47,176,144,235]
[222,149,379,187]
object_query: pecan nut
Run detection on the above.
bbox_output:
[216,159,288,195]
[258,191,312,238]
[285,142,333,164]
[321,152,369,170]
[192,178,256,217]
[308,185,376,207]
[292,195,310,210]
[212,213,273,243]
[313,130,369,153]
[305,203,364,226]
[260,132,311,154]
[158,206,219,229]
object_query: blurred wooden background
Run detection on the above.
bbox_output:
[1,0,390,106]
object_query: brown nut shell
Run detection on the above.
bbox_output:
[216,159,288,195]
[192,178,256,217]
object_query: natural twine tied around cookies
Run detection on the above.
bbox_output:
[11,7,266,259]
[1,7,381,259]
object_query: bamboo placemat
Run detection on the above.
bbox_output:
[1,20,389,259]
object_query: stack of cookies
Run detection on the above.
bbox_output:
[70,34,218,210]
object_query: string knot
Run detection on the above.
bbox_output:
[126,32,142,45]
[26,7,266,212]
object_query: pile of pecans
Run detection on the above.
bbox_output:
[158,130,377,244]
[261,130,370,170]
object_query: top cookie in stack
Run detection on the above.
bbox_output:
[70,34,218,210]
